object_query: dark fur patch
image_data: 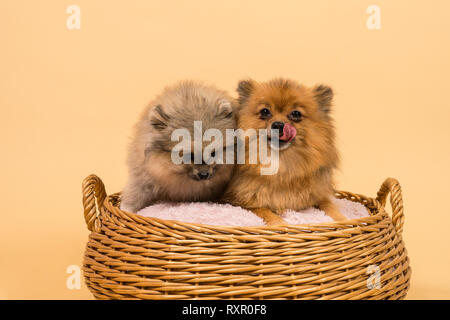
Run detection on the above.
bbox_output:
[314,85,333,113]
[154,104,170,121]
[237,80,255,105]
[151,105,170,130]
[150,119,167,130]
[218,108,233,119]
[147,136,172,156]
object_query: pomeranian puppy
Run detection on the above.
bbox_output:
[121,81,236,213]
[222,78,346,225]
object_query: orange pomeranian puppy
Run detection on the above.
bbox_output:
[222,78,346,225]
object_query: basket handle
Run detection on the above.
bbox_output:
[376,177,404,235]
[82,174,106,232]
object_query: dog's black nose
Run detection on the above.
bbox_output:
[197,172,210,180]
[271,122,284,136]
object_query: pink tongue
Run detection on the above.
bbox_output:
[279,123,297,142]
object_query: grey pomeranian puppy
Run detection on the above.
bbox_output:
[120,81,237,213]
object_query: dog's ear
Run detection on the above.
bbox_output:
[150,104,170,130]
[217,99,234,119]
[237,79,256,105]
[313,85,333,114]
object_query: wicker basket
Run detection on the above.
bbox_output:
[81,175,411,300]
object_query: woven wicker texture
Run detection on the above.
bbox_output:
[82,175,411,299]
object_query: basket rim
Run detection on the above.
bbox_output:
[99,189,392,234]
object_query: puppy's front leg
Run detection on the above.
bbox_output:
[318,199,347,221]
[251,208,287,226]
[121,181,156,213]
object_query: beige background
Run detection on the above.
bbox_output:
[1,0,449,299]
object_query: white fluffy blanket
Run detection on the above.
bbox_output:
[136,198,369,227]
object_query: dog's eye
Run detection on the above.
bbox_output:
[289,110,302,121]
[210,151,216,158]
[260,108,272,119]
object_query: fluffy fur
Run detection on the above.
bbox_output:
[222,78,346,225]
[121,81,236,213]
